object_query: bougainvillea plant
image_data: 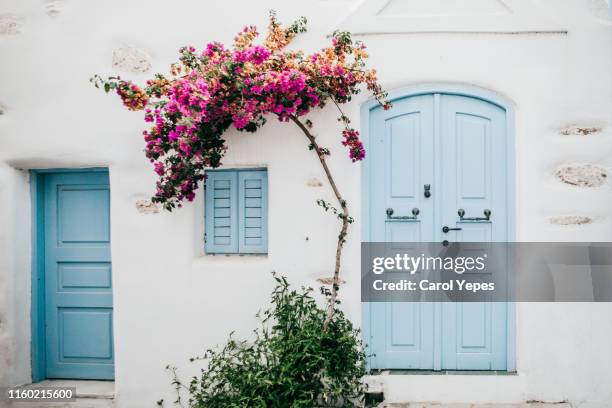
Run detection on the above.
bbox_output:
[92,12,389,327]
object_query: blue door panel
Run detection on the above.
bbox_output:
[438,94,508,370]
[367,93,510,371]
[43,171,114,379]
[442,302,507,370]
[368,95,436,369]
[438,94,507,243]
[370,95,435,243]
[60,308,113,359]
[58,262,111,290]
[369,302,435,369]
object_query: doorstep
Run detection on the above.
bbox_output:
[6,380,114,408]
[363,373,566,407]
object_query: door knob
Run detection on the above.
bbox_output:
[442,226,463,233]
[424,184,431,198]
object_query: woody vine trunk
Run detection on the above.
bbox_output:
[291,116,349,331]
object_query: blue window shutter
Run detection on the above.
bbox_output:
[205,171,238,253]
[238,170,268,253]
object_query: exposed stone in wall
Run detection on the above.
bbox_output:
[554,164,607,187]
[317,276,346,285]
[45,1,63,18]
[112,46,152,73]
[0,14,23,35]
[550,215,593,226]
[306,177,323,187]
[559,124,602,136]
[135,199,160,214]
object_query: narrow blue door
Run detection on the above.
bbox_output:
[438,95,508,370]
[368,95,436,369]
[366,92,511,370]
[43,170,114,379]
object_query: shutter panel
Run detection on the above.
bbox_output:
[238,170,268,253]
[205,171,238,253]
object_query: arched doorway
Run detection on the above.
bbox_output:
[361,85,515,370]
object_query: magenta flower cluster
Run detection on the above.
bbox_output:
[342,129,365,162]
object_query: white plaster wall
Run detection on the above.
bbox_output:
[0,166,31,389]
[0,0,611,407]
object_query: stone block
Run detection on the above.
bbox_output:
[0,13,23,35]
[112,46,151,73]
[559,125,602,136]
[135,199,160,214]
[549,215,593,225]
[554,164,607,187]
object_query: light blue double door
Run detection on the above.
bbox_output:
[40,170,114,379]
[367,93,511,370]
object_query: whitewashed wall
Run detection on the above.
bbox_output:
[0,0,611,407]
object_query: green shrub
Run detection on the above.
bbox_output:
[161,274,367,408]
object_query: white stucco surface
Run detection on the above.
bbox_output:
[1,0,611,407]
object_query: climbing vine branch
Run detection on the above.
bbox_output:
[291,115,353,329]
